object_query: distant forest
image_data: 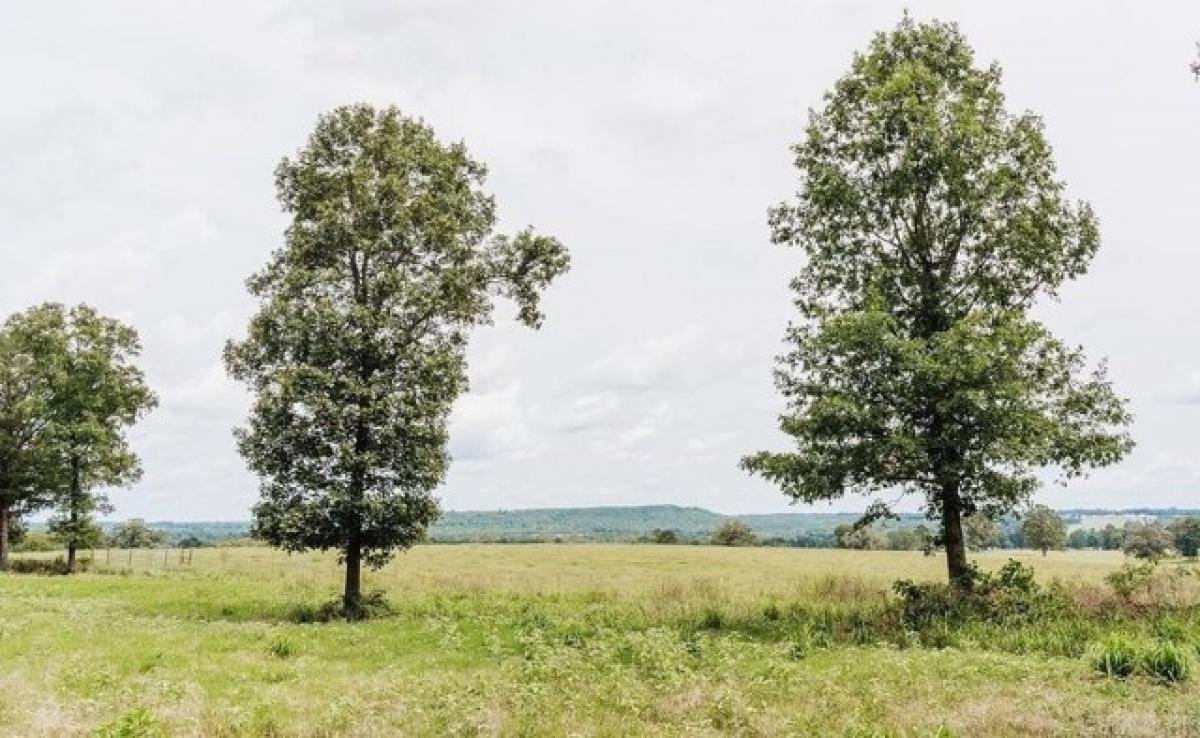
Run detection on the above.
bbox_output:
[51,505,1200,548]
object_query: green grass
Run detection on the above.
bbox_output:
[2,546,1200,736]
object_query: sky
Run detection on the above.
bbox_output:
[2,1,1199,520]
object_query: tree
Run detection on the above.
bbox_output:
[1168,517,1200,559]
[833,522,886,550]
[34,305,157,572]
[650,528,679,545]
[740,16,1132,587]
[710,519,757,547]
[964,514,1001,551]
[1021,505,1067,556]
[1123,522,1173,561]
[0,307,62,567]
[108,519,166,549]
[226,104,570,613]
[1098,524,1125,551]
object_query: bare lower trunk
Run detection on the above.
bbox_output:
[941,485,970,588]
[66,456,80,574]
[344,534,362,613]
[67,544,77,572]
[0,504,10,568]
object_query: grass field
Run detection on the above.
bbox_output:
[3,545,1200,736]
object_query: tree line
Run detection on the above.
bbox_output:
[4,15,1190,609]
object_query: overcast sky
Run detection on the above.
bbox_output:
[2,1,1199,520]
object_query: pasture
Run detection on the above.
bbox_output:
[2,545,1200,736]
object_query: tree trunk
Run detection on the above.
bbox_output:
[344,532,362,613]
[941,484,970,588]
[0,504,10,568]
[66,457,80,574]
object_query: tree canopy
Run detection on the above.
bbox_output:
[741,16,1132,585]
[226,104,570,611]
[1020,505,1067,555]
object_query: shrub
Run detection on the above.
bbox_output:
[2,557,91,575]
[292,589,393,623]
[1141,641,1191,684]
[266,635,296,659]
[1105,562,1157,602]
[1092,635,1138,678]
[892,560,1058,628]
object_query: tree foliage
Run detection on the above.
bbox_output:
[108,519,167,549]
[37,305,156,569]
[964,514,1001,551]
[741,16,1131,585]
[1021,505,1067,555]
[1122,522,1173,561]
[1169,517,1200,559]
[226,104,569,608]
[0,308,61,564]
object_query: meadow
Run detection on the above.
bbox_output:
[3,545,1200,737]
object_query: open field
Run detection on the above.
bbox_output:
[3,545,1200,736]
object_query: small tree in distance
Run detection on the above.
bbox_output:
[1021,506,1067,556]
[108,519,166,549]
[964,515,1002,551]
[226,104,570,615]
[1169,517,1200,559]
[1123,522,1173,561]
[710,519,757,547]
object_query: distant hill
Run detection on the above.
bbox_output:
[89,505,1200,546]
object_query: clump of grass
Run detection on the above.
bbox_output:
[93,706,165,738]
[1092,635,1138,678]
[1141,641,1191,684]
[699,607,724,630]
[267,635,296,659]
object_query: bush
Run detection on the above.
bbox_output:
[266,635,296,659]
[892,560,1060,627]
[1141,641,1191,684]
[1092,635,1138,678]
[292,589,393,623]
[2,557,91,575]
[1105,562,1157,602]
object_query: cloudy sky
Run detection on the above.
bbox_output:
[2,1,1198,520]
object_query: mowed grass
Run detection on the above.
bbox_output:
[1,545,1199,736]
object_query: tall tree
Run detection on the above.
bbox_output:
[741,17,1132,587]
[40,304,157,572]
[226,104,569,613]
[0,307,62,567]
[1020,505,1066,556]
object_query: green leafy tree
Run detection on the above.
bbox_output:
[34,305,157,572]
[1021,505,1067,556]
[0,307,63,566]
[834,522,886,550]
[1123,522,1173,561]
[710,519,757,547]
[108,519,166,549]
[741,16,1132,587]
[1169,517,1200,559]
[964,514,1002,551]
[226,104,570,612]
